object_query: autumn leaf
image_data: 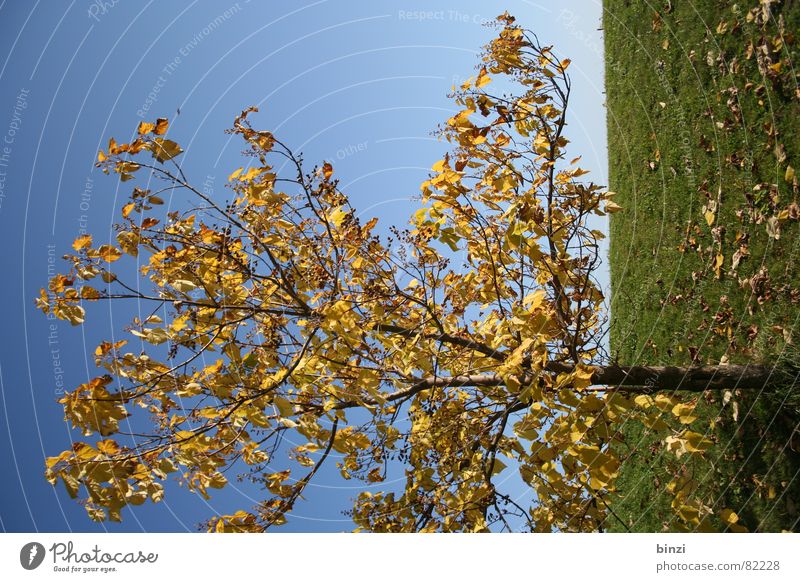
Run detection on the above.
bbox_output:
[766,215,780,240]
[720,508,739,525]
[714,253,724,279]
[97,245,122,263]
[475,67,492,88]
[137,121,155,135]
[154,118,169,135]
[72,235,92,251]
[150,138,183,162]
[683,431,713,453]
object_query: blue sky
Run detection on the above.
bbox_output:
[0,0,606,532]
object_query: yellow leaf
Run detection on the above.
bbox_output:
[154,118,169,135]
[720,508,739,525]
[96,439,120,456]
[671,402,698,424]
[664,435,687,457]
[677,504,700,523]
[641,412,670,432]
[571,364,595,390]
[121,202,135,218]
[322,162,333,180]
[72,235,92,251]
[273,396,294,418]
[172,279,196,292]
[328,206,347,228]
[208,472,227,489]
[144,327,169,345]
[137,121,155,135]
[241,167,264,181]
[97,245,122,263]
[785,165,795,183]
[492,173,516,192]
[150,138,183,163]
[654,393,680,412]
[117,231,140,256]
[684,430,713,453]
[490,459,507,474]
[569,427,585,442]
[475,67,492,88]
[80,286,100,300]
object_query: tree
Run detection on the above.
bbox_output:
[39,13,772,532]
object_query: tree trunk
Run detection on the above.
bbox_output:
[323,363,783,412]
[570,363,779,392]
[414,363,780,393]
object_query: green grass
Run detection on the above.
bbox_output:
[603,0,800,531]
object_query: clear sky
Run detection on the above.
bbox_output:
[0,0,606,532]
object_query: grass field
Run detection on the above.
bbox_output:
[603,0,800,531]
